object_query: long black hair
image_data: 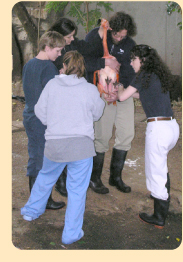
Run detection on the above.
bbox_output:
[131,45,173,93]
[48,18,77,36]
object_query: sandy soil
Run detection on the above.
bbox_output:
[12,97,182,250]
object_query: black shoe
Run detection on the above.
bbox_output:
[55,167,67,197]
[29,176,65,210]
[109,148,131,193]
[139,198,169,229]
[90,152,109,194]
[46,195,65,210]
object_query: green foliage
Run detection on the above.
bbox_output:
[45,1,69,13]
[45,1,113,33]
[166,1,182,30]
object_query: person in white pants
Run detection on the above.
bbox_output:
[116,44,179,229]
[21,50,105,244]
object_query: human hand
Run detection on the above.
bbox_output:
[104,91,118,103]
[98,19,112,38]
[59,68,64,74]
[132,91,140,99]
[105,57,121,73]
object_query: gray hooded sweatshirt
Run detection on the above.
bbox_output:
[34,74,105,162]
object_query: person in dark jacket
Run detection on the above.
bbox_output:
[48,17,105,72]
[118,44,179,228]
[84,11,137,194]
[22,31,66,210]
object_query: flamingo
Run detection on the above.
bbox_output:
[93,18,119,105]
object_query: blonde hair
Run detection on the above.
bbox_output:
[38,31,65,52]
[63,50,86,78]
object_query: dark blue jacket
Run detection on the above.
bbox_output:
[85,27,136,88]
[53,33,102,71]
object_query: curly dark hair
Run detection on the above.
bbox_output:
[109,11,136,36]
[131,45,173,93]
[48,18,77,36]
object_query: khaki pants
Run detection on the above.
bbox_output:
[94,97,135,153]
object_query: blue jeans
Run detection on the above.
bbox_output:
[21,156,93,244]
[23,117,46,177]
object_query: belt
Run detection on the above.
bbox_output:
[147,117,174,123]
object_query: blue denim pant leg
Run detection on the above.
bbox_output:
[21,156,66,220]
[23,118,46,177]
[62,157,93,245]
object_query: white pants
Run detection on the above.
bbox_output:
[145,119,179,200]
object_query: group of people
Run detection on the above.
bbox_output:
[20,11,179,245]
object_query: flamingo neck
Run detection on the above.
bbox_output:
[102,28,113,59]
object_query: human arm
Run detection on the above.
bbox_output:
[118,84,138,101]
[85,26,120,72]
[34,85,49,125]
[69,26,104,57]
[84,51,120,78]
[104,83,139,104]
[84,56,105,73]
[105,57,121,73]
[132,91,140,99]
[91,87,105,121]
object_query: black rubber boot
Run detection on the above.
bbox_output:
[150,173,170,200]
[29,176,37,192]
[46,192,66,210]
[55,167,67,197]
[139,197,170,229]
[29,176,66,210]
[89,152,109,194]
[166,172,170,198]
[109,148,131,193]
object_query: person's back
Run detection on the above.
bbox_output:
[21,51,105,245]
[23,58,58,118]
[35,74,104,141]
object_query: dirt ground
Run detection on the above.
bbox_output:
[12,95,182,251]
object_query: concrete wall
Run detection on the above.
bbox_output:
[72,1,182,76]
[12,1,182,79]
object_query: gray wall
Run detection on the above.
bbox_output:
[71,1,182,76]
[12,1,182,78]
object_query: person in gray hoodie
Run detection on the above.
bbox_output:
[21,50,105,245]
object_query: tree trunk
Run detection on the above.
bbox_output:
[13,2,38,54]
[12,25,24,78]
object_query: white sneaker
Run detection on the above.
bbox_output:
[23,215,34,221]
